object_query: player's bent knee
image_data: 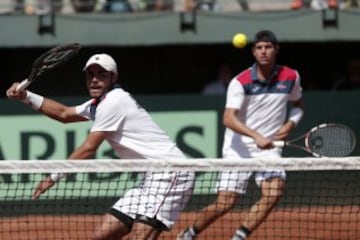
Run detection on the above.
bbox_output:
[262,178,285,196]
[263,189,284,202]
[92,210,133,240]
[215,191,238,212]
[135,214,169,232]
[109,208,134,231]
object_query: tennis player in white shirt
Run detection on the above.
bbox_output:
[177,30,304,240]
[7,53,195,240]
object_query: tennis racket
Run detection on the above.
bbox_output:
[16,43,81,92]
[274,123,356,157]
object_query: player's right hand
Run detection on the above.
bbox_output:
[6,82,26,100]
[254,135,274,149]
[32,176,56,200]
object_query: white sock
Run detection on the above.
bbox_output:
[188,226,197,236]
[232,229,247,240]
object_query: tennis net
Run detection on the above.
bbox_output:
[1,157,360,240]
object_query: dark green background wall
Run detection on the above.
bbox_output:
[1,42,360,98]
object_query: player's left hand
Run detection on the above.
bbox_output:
[32,176,56,200]
[274,121,295,140]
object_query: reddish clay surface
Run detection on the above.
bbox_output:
[1,206,359,240]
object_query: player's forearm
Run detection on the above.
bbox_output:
[23,91,85,123]
[288,99,304,126]
[224,112,261,139]
[232,122,259,139]
[38,98,73,122]
[288,107,304,126]
[275,121,295,140]
[49,147,96,183]
[68,146,97,160]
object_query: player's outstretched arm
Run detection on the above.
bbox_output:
[37,97,87,123]
[7,82,87,123]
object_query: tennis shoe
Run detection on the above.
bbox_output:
[231,236,246,240]
[231,232,247,240]
[177,228,196,240]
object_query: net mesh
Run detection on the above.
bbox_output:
[1,157,360,240]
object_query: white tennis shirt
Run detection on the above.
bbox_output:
[76,88,185,160]
[223,64,302,157]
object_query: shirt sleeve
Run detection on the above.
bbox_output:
[75,99,93,120]
[289,71,302,101]
[225,78,245,109]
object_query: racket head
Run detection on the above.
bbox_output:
[28,43,81,82]
[305,123,356,157]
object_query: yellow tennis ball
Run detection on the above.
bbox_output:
[232,33,247,48]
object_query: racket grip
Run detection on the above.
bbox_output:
[16,79,31,92]
[273,141,285,147]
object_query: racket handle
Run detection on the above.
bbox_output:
[273,141,285,147]
[16,79,31,92]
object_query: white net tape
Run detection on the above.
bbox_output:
[1,157,360,173]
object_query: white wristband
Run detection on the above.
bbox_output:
[50,173,67,182]
[288,107,304,126]
[22,91,44,110]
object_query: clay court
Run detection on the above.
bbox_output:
[1,206,359,240]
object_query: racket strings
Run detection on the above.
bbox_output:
[308,126,356,157]
[29,43,81,82]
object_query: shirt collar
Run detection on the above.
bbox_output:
[251,63,281,84]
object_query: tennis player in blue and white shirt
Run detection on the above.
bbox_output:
[177,30,304,240]
[7,53,195,240]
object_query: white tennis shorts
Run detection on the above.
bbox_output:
[218,148,286,194]
[216,169,286,194]
[112,171,194,229]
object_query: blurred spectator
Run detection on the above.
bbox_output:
[185,1,304,12]
[146,0,173,11]
[309,0,358,9]
[180,0,245,12]
[71,0,96,12]
[0,0,16,14]
[127,0,146,11]
[248,0,290,11]
[341,0,358,8]
[311,0,337,9]
[291,0,357,9]
[202,63,233,95]
[23,0,63,14]
[126,0,173,12]
[103,0,132,12]
[173,0,196,11]
[62,0,75,13]
[14,0,23,12]
[195,0,221,11]
[219,0,247,11]
[291,0,308,9]
[332,57,360,90]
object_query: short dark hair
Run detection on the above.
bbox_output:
[254,30,278,44]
